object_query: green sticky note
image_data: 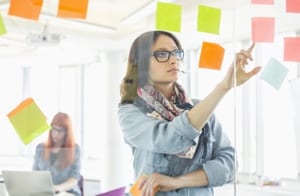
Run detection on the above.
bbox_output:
[197,5,221,34]
[7,98,50,145]
[0,14,7,35]
[156,2,181,32]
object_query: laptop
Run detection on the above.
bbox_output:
[2,170,58,196]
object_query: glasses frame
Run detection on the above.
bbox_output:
[152,49,184,63]
[51,126,66,133]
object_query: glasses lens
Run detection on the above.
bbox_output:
[154,51,169,62]
[174,49,184,60]
[153,49,184,62]
[51,126,65,133]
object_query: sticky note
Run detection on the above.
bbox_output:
[57,0,89,19]
[130,175,146,196]
[199,42,225,70]
[286,0,300,13]
[284,37,300,62]
[251,0,274,4]
[0,14,7,35]
[260,58,288,90]
[7,97,50,145]
[130,174,159,196]
[8,0,43,20]
[197,5,221,35]
[156,2,181,32]
[251,17,275,43]
[96,186,126,196]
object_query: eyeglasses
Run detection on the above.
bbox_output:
[152,49,184,63]
[51,126,66,133]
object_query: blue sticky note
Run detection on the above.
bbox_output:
[260,58,288,90]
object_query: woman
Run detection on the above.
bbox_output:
[118,30,261,196]
[33,112,81,196]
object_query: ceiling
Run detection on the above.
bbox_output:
[0,0,299,54]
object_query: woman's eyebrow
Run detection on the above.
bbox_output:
[154,47,178,51]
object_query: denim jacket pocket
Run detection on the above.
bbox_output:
[201,134,216,162]
[189,133,216,172]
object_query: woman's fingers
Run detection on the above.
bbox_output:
[236,42,255,67]
[247,42,255,53]
[139,175,159,196]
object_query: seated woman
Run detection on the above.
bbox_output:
[33,112,82,196]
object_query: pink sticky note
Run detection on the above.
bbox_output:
[251,0,274,4]
[251,17,275,43]
[286,0,300,13]
[284,37,300,62]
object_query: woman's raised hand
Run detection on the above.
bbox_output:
[221,43,261,90]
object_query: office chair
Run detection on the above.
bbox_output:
[78,175,84,196]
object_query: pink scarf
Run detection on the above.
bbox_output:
[137,83,192,121]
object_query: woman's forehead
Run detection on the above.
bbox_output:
[152,35,177,50]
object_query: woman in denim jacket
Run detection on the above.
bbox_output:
[118,30,260,196]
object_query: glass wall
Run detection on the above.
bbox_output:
[0,0,300,195]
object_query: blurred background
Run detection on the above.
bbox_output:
[0,0,299,195]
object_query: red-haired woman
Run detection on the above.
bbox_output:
[33,112,81,196]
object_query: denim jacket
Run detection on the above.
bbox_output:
[118,98,235,196]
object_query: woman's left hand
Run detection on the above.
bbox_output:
[53,185,63,193]
[138,173,177,196]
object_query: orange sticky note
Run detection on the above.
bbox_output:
[130,174,159,196]
[284,37,300,62]
[199,42,225,70]
[251,17,275,43]
[7,97,50,145]
[251,0,274,4]
[286,0,300,13]
[57,0,89,19]
[8,0,43,20]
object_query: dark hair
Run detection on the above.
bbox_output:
[120,30,182,104]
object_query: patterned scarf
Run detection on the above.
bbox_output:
[137,82,198,159]
[137,83,193,120]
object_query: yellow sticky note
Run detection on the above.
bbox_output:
[7,97,50,145]
[197,5,221,35]
[156,2,181,32]
[57,0,89,19]
[8,0,43,20]
[199,42,225,70]
[0,14,7,35]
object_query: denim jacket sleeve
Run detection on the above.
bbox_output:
[118,103,200,154]
[202,114,235,187]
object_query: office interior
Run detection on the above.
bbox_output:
[0,0,300,195]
